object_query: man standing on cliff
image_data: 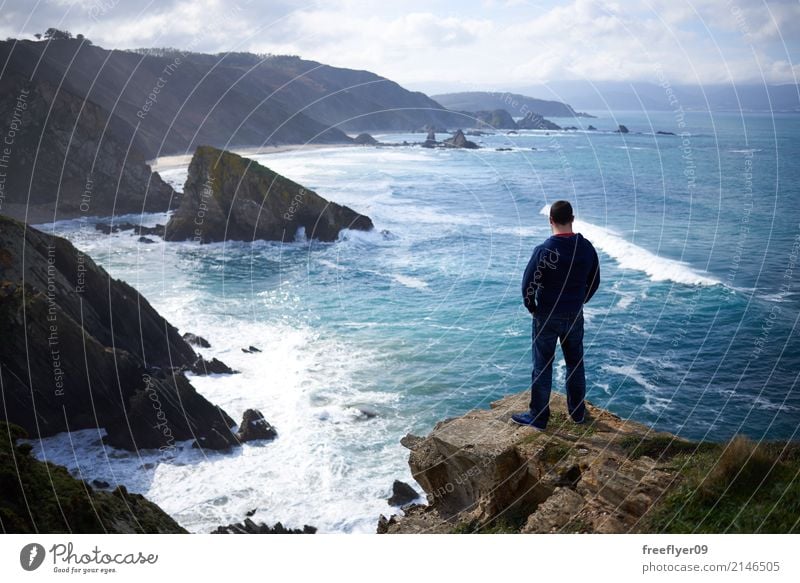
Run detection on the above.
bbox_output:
[512,201,600,430]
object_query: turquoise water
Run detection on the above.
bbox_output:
[33,110,800,532]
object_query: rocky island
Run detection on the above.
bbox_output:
[165,146,374,243]
[379,391,800,534]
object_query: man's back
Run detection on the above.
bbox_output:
[522,233,600,318]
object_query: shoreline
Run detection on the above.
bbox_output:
[149,143,356,173]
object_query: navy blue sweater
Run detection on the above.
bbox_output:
[521,233,600,317]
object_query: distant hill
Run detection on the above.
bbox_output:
[433,91,593,118]
[0,38,465,219]
[515,81,800,112]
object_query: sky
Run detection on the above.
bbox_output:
[0,0,798,92]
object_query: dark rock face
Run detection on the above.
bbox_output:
[211,518,316,534]
[96,223,167,237]
[587,125,597,130]
[616,124,630,133]
[656,130,676,135]
[0,215,238,451]
[516,112,561,130]
[353,133,379,145]
[236,409,278,443]
[183,332,211,348]
[190,356,237,375]
[0,71,175,221]
[1,422,187,533]
[443,130,479,149]
[165,146,374,243]
[388,480,419,506]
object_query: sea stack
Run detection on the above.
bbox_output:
[165,146,374,243]
[443,129,480,149]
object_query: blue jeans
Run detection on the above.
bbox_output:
[529,310,586,428]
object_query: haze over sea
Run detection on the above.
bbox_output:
[31,110,800,533]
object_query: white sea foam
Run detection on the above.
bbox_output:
[602,363,671,413]
[539,206,720,286]
[391,274,430,290]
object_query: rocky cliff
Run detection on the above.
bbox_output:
[0,215,239,451]
[0,422,187,533]
[165,146,373,243]
[0,70,175,221]
[379,391,800,534]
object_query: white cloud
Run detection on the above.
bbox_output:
[0,0,796,87]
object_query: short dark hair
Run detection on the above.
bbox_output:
[549,200,574,225]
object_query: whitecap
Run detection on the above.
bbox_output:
[540,206,720,286]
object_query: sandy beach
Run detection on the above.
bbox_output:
[148,143,355,173]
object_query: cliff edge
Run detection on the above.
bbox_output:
[379,391,800,534]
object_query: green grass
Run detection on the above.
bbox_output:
[642,437,800,533]
[618,433,716,460]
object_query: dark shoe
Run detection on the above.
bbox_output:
[511,412,545,431]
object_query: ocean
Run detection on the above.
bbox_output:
[28,110,800,533]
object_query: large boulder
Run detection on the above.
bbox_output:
[235,409,278,443]
[165,146,374,243]
[387,480,419,506]
[0,215,238,451]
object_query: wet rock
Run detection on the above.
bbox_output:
[236,409,278,443]
[182,332,211,348]
[388,480,419,506]
[443,129,479,149]
[211,520,316,534]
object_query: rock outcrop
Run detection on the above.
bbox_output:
[1,422,187,533]
[165,146,374,243]
[235,409,278,443]
[421,128,438,148]
[469,109,517,130]
[616,124,630,133]
[515,112,562,130]
[0,215,239,451]
[211,519,316,534]
[443,130,480,149]
[387,480,419,506]
[378,391,685,534]
[353,133,379,145]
